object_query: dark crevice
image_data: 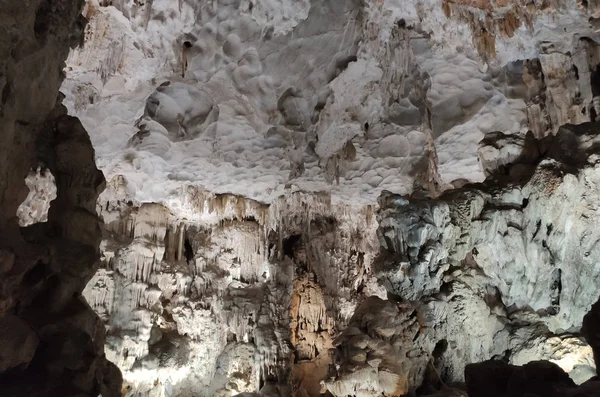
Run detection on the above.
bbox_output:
[282,234,301,259]
[591,65,600,97]
[550,268,562,308]
[335,55,357,71]
[432,339,448,359]
[532,219,542,239]
[22,261,50,288]
[33,10,49,40]
[183,237,194,263]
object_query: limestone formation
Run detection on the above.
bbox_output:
[3,0,600,396]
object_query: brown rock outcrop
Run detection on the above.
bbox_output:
[0,0,121,395]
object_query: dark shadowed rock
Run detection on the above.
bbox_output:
[0,0,122,395]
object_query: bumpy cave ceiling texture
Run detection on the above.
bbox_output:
[4,0,600,396]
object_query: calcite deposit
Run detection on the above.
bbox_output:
[63,0,600,395]
[2,0,600,396]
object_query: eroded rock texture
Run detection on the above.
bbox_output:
[76,126,600,397]
[0,0,120,396]
[47,0,600,396]
[371,124,600,396]
[84,190,383,396]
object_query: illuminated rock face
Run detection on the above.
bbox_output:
[53,0,600,396]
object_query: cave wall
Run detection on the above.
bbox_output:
[82,128,600,397]
[0,0,121,395]
[47,0,600,396]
